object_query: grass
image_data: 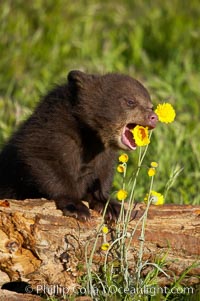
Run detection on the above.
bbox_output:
[0,1,200,300]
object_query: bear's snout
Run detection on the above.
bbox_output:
[148,112,158,128]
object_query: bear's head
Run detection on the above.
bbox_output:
[68,70,158,150]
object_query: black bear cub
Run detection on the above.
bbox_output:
[0,71,157,221]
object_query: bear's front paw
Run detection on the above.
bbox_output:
[89,199,122,222]
[58,201,91,221]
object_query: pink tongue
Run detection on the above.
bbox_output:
[121,126,137,150]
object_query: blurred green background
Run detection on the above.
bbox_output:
[0,0,199,205]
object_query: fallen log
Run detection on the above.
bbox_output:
[0,199,199,297]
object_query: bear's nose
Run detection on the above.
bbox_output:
[148,112,158,128]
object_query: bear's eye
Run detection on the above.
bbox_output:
[127,99,135,107]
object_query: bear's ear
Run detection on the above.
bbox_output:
[67,70,87,88]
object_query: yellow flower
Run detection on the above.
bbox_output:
[117,189,128,201]
[117,164,125,173]
[101,243,110,251]
[148,168,156,177]
[151,161,158,168]
[130,125,150,147]
[155,103,176,123]
[102,226,109,234]
[144,190,164,205]
[119,153,129,163]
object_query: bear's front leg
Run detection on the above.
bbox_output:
[87,171,122,222]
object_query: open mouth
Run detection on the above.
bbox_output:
[121,123,154,150]
[121,123,137,150]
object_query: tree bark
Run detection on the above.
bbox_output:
[0,199,199,297]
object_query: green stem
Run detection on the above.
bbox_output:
[86,198,111,297]
[136,174,154,287]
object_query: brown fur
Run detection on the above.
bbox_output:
[0,71,157,220]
